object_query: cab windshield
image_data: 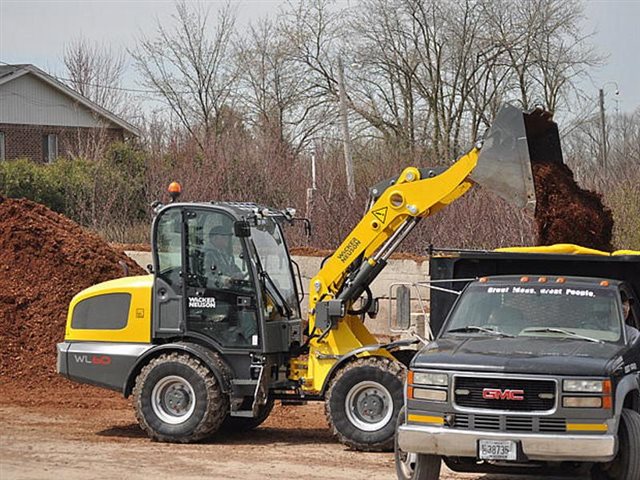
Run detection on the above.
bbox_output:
[251,220,299,317]
[443,283,623,343]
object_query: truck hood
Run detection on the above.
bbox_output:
[413,336,623,376]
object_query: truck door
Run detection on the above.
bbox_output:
[183,209,260,349]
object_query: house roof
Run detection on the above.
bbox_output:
[0,64,139,136]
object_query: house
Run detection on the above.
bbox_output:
[0,64,139,162]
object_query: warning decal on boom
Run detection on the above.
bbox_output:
[372,207,388,224]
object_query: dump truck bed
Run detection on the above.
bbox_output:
[428,248,640,336]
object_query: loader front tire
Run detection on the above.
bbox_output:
[325,356,404,451]
[133,352,228,443]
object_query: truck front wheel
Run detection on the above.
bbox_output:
[592,408,640,480]
[394,407,442,480]
[133,352,228,442]
[325,356,404,451]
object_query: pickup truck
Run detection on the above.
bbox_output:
[394,248,640,480]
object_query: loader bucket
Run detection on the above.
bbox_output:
[468,104,562,213]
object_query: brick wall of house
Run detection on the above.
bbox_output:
[0,123,126,162]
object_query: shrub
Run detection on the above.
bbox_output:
[0,144,149,242]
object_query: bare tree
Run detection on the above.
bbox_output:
[131,1,238,151]
[63,37,128,116]
[237,16,332,154]
[482,0,601,113]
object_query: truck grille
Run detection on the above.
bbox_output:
[449,413,566,433]
[454,376,556,411]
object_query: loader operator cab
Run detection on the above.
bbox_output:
[152,202,302,352]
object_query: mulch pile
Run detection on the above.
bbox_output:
[532,162,613,250]
[527,111,613,250]
[0,197,145,389]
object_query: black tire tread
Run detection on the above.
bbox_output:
[591,408,640,480]
[132,352,228,443]
[325,356,404,452]
[413,454,442,480]
[221,398,275,433]
[618,408,640,480]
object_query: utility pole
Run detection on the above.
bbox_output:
[306,151,317,221]
[337,57,356,200]
[599,88,607,169]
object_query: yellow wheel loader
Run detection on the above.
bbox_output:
[57,104,557,450]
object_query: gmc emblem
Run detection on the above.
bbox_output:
[482,388,524,400]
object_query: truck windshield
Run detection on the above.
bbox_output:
[443,283,622,342]
[250,220,299,317]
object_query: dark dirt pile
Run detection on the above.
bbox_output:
[526,112,613,250]
[532,162,613,250]
[0,197,145,388]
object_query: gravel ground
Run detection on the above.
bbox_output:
[0,382,586,480]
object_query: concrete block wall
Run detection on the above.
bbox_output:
[125,251,430,337]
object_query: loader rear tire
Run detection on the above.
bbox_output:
[221,398,275,432]
[325,356,404,451]
[133,352,228,443]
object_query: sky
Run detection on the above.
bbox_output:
[1,0,639,115]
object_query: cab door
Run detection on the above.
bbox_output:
[183,208,260,350]
[152,207,185,336]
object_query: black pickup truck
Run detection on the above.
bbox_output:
[395,250,640,480]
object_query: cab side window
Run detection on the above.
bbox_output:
[621,290,639,344]
[203,223,248,289]
[621,291,639,328]
[155,209,183,289]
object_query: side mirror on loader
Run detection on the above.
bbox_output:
[234,220,251,237]
[396,285,412,330]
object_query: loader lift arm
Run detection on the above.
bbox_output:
[308,155,477,330]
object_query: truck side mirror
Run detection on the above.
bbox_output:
[396,285,412,330]
[234,220,251,237]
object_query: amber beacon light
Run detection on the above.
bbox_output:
[168,181,182,202]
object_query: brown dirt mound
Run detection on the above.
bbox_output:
[0,197,145,388]
[110,242,151,252]
[532,161,613,250]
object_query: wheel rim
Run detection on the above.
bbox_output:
[397,450,417,478]
[345,380,394,432]
[151,375,196,425]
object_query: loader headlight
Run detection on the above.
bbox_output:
[410,371,448,387]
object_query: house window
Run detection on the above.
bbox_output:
[0,132,5,161]
[43,134,58,163]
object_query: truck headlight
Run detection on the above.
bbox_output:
[563,396,602,408]
[411,371,448,387]
[563,379,605,393]
[412,388,448,402]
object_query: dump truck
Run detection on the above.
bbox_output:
[394,246,640,479]
[57,104,553,450]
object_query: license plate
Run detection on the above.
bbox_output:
[478,440,517,461]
